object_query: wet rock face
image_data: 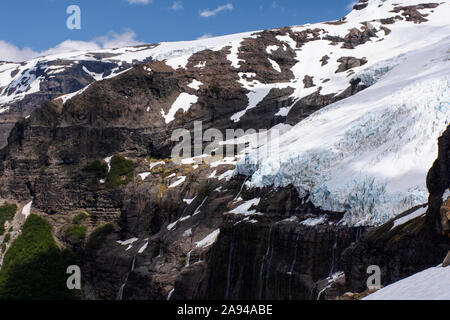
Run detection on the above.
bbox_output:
[0,59,129,149]
[149,185,364,301]
[198,222,362,300]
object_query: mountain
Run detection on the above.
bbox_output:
[0,0,449,300]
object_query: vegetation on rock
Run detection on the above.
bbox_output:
[85,223,114,254]
[0,203,17,236]
[0,214,76,300]
[105,156,134,188]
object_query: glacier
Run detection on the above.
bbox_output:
[236,38,450,226]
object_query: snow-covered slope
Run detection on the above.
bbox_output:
[363,264,450,300]
[0,31,255,109]
[236,1,450,226]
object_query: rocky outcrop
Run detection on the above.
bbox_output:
[0,58,135,149]
[390,3,440,24]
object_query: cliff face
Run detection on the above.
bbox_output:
[0,58,362,299]
[0,0,448,300]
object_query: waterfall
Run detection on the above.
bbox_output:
[131,256,136,271]
[233,177,248,201]
[329,231,338,277]
[316,285,329,300]
[185,250,192,267]
[116,283,126,301]
[225,227,236,299]
[355,226,365,242]
[167,288,175,300]
[288,232,301,300]
[116,254,137,301]
[258,224,273,299]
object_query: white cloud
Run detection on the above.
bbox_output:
[95,30,143,49]
[0,30,143,62]
[197,33,213,40]
[0,41,39,62]
[170,1,183,11]
[126,0,152,4]
[200,3,233,18]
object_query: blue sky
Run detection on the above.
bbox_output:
[0,0,355,61]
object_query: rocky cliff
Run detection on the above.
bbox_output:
[0,0,449,300]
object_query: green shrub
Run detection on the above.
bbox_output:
[105,156,134,188]
[0,203,17,236]
[72,212,89,225]
[3,233,11,243]
[0,214,76,300]
[85,223,114,254]
[82,160,108,187]
[1,243,5,253]
[65,225,87,242]
[82,160,108,177]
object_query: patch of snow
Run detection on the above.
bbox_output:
[187,79,203,90]
[268,58,281,72]
[227,39,245,68]
[208,170,217,179]
[282,216,299,223]
[139,172,151,181]
[218,169,234,181]
[229,198,262,216]
[301,216,327,226]
[138,240,149,254]
[276,34,297,50]
[195,229,220,248]
[391,206,427,230]
[266,45,279,54]
[169,176,186,189]
[194,61,206,68]
[183,197,197,205]
[161,93,198,124]
[82,66,104,81]
[150,161,165,169]
[117,238,139,246]
[183,228,192,238]
[21,201,33,218]
[364,264,450,300]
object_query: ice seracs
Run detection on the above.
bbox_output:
[237,36,450,226]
